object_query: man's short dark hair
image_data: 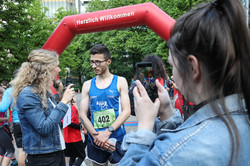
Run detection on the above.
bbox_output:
[90,43,111,60]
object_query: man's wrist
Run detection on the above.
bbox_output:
[108,126,114,133]
[106,126,114,135]
[106,130,112,135]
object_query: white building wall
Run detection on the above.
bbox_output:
[41,0,76,18]
[76,0,108,14]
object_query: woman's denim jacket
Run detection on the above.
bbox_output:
[120,94,250,166]
[17,86,68,155]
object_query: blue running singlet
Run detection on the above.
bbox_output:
[88,75,126,141]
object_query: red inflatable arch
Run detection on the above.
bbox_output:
[42,3,175,55]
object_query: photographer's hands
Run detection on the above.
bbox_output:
[133,79,174,131]
[156,80,174,121]
[61,84,75,105]
[133,80,160,131]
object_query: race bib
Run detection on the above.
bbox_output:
[93,109,116,129]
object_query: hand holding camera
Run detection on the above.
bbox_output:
[133,80,160,131]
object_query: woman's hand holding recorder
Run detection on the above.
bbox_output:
[61,84,75,105]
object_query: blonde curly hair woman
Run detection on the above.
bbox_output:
[12,49,75,166]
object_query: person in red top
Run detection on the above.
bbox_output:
[63,96,86,166]
[172,81,195,119]
[172,81,184,115]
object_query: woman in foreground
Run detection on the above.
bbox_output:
[119,0,250,165]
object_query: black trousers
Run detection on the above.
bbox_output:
[26,150,65,166]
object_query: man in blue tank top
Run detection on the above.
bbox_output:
[79,44,131,166]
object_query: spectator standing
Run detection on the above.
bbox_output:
[63,96,86,166]
[172,81,184,115]
[172,81,196,118]
[0,69,26,166]
[11,49,75,166]
[0,86,15,166]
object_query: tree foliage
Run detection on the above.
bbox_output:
[72,0,205,85]
[0,0,56,81]
[0,0,207,86]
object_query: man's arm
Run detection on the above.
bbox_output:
[79,80,97,138]
[109,76,131,130]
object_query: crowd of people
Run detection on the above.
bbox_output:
[0,0,249,165]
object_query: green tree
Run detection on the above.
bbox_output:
[0,0,208,84]
[0,0,56,81]
[52,8,83,89]
[49,0,209,87]
[141,0,205,75]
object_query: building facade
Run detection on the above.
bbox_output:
[76,0,91,14]
[41,0,77,18]
[41,0,109,18]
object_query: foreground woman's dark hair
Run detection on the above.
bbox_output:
[168,0,250,165]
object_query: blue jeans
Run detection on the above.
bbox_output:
[25,150,65,166]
